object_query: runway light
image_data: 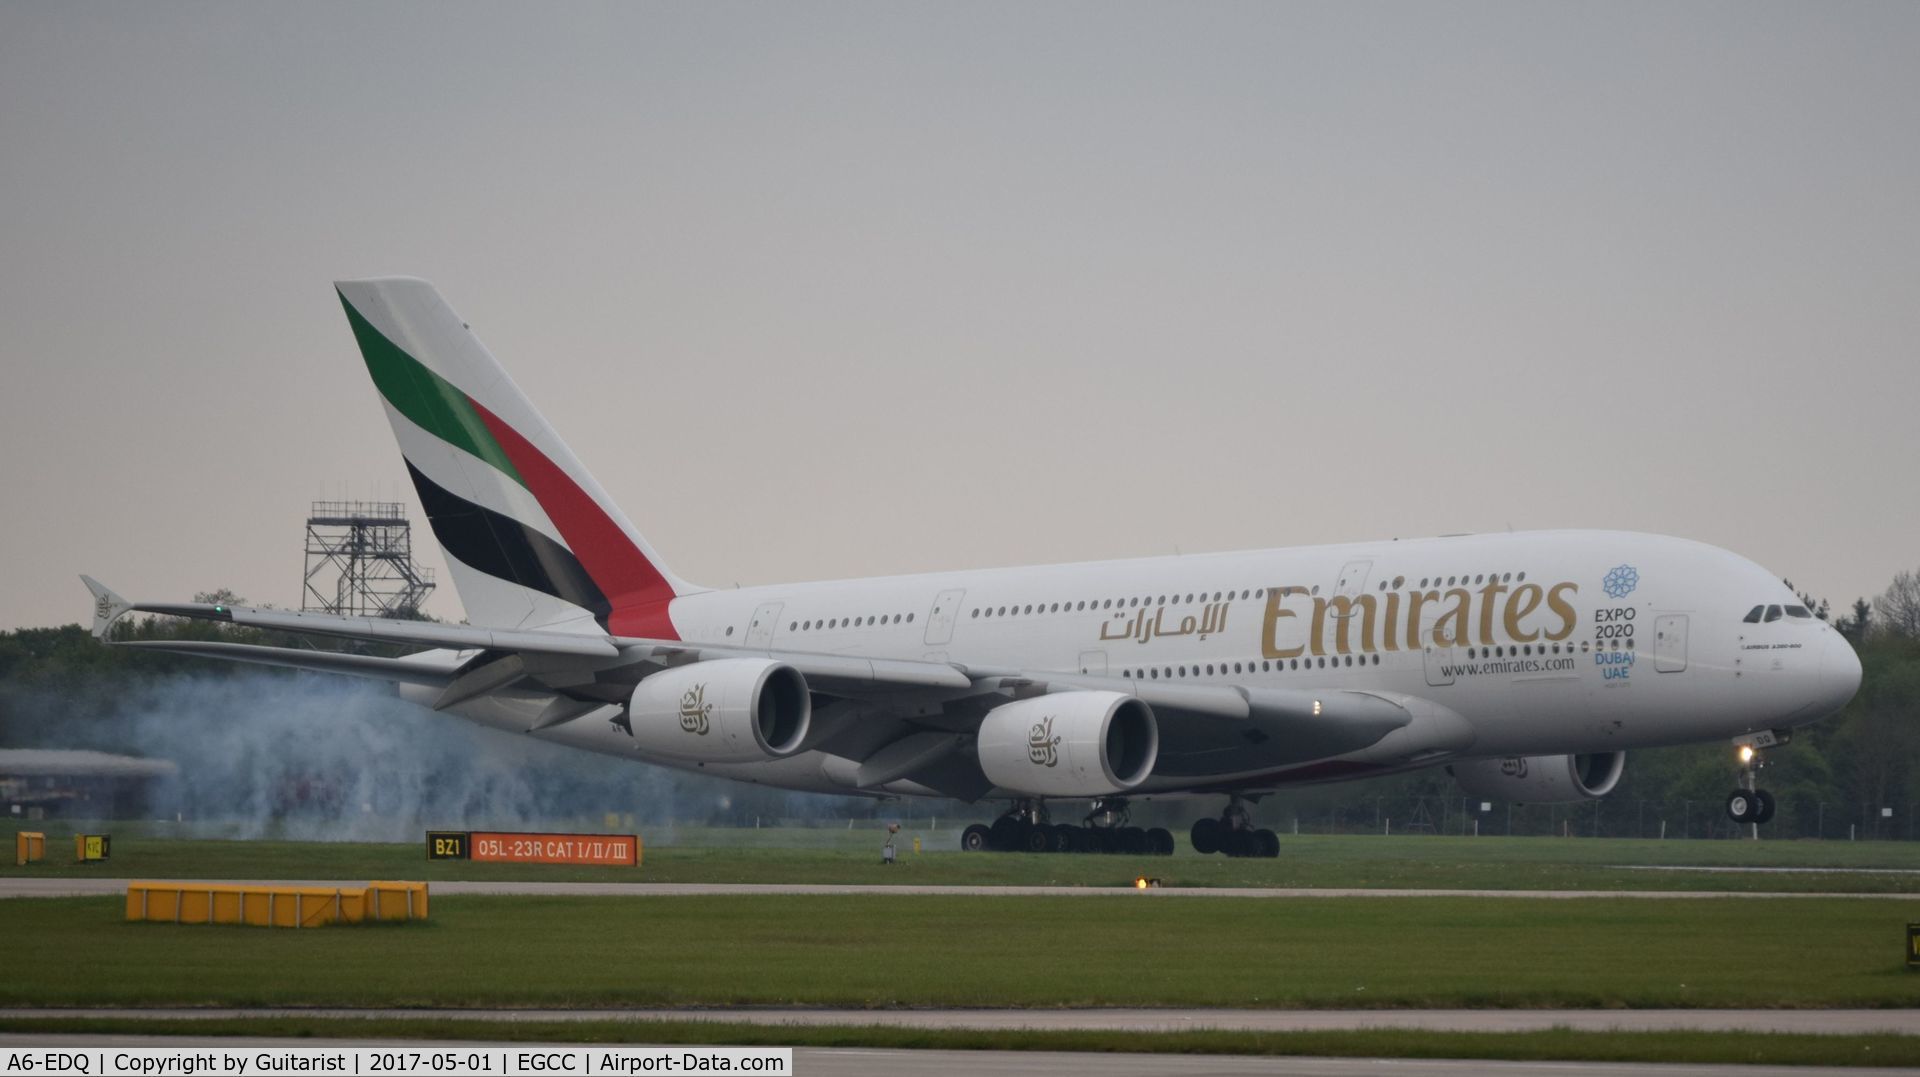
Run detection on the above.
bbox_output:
[1738,745,1755,764]
[1134,876,1161,889]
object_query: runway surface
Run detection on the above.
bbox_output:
[9,1007,1919,1034]
[1,878,1907,900]
[0,1035,1907,1077]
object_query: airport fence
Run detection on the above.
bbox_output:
[1274,796,1920,842]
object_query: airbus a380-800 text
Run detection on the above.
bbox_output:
[84,278,1862,857]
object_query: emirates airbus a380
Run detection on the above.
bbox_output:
[84,278,1862,857]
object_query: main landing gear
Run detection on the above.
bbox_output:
[1724,737,1778,826]
[1189,795,1280,858]
[960,798,1174,855]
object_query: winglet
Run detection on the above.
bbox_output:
[80,576,132,639]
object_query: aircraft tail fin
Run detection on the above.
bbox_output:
[333,278,692,637]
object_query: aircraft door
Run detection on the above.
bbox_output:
[1654,614,1688,672]
[1078,650,1108,676]
[1423,643,1455,687]
[745,602,783,648]
[1334,560,1373,597]
[924,588,966,646]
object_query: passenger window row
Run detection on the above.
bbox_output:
[973,589,1264,619]
[968,570,1539,622]
[1399,571,1529,590]
[789,613,915,632]
[1119,653,1385,680]
[1469,639,1617,657]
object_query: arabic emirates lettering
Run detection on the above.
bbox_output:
[678,684,712,735]
[1027,717,1061,767]
[1099,601,1231,644]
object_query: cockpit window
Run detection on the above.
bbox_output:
[1743,605,1764,623]
[1763,605,1783,623]
[1785,605,1812,619]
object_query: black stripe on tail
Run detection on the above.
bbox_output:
[404,461,612,624]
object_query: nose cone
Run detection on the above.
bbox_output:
[1819,630,1863,715]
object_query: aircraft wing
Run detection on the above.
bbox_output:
[86,577,1449,796]
[113,639,462,686]
[85,576,617,658]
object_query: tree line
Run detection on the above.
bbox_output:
[5,570,1920,839]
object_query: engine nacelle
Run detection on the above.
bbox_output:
[1449,751,1625,803]
[976,691,1158,797]
[626,659,811,763]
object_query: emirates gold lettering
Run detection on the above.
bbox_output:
[1312,594,1376,656]
[1254,579,1581,658]
[1476,579,1507,645]
[1261,586,1309,659]
[1544,583,1578,641]
[1431,589,1471,647]
[1503,583,1543,642]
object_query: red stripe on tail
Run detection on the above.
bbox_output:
[468,398,679,639]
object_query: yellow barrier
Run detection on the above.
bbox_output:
[125,881,428,927]
[15,831,45,866]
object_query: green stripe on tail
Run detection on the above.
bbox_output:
[339,293,525,488]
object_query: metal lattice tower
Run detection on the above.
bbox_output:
[302,501,436,618]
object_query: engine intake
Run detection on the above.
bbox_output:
[1449,751,1625,803]
[976,691,1158,797]
[626,659,811,763]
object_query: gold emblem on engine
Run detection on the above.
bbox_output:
[678,684,713,735]
[1027,716,1061,767]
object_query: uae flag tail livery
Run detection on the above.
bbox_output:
[335,278,689,639]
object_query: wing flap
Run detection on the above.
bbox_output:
[115,640,460,686]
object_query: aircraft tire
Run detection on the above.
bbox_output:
[1725,790,1756,823]
[1256,828,1280,858]
[1146,827,1175,856]
[1049,824,1076,853]
[1754,789,1777,825]
[1191,817,1221,854]
[1021,823,1051,854]
[961,824,991,852]
[989,817,1020,851]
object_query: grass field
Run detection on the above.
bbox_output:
[4,893,1918,1009]
[2,1017,1917,1068]
[4,823,1919,892]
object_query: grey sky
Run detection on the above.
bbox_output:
[2,2,1916,630]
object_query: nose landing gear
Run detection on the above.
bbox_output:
[1724,736,1780,827]
[1190,795,1279,857]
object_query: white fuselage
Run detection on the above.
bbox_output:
[424,529,1859,800]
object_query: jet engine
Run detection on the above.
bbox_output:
[625,659,811,763]
[1448,751,1625,803]
[976,691,1158,797]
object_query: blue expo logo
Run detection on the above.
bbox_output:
[1602,564,1639,600]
